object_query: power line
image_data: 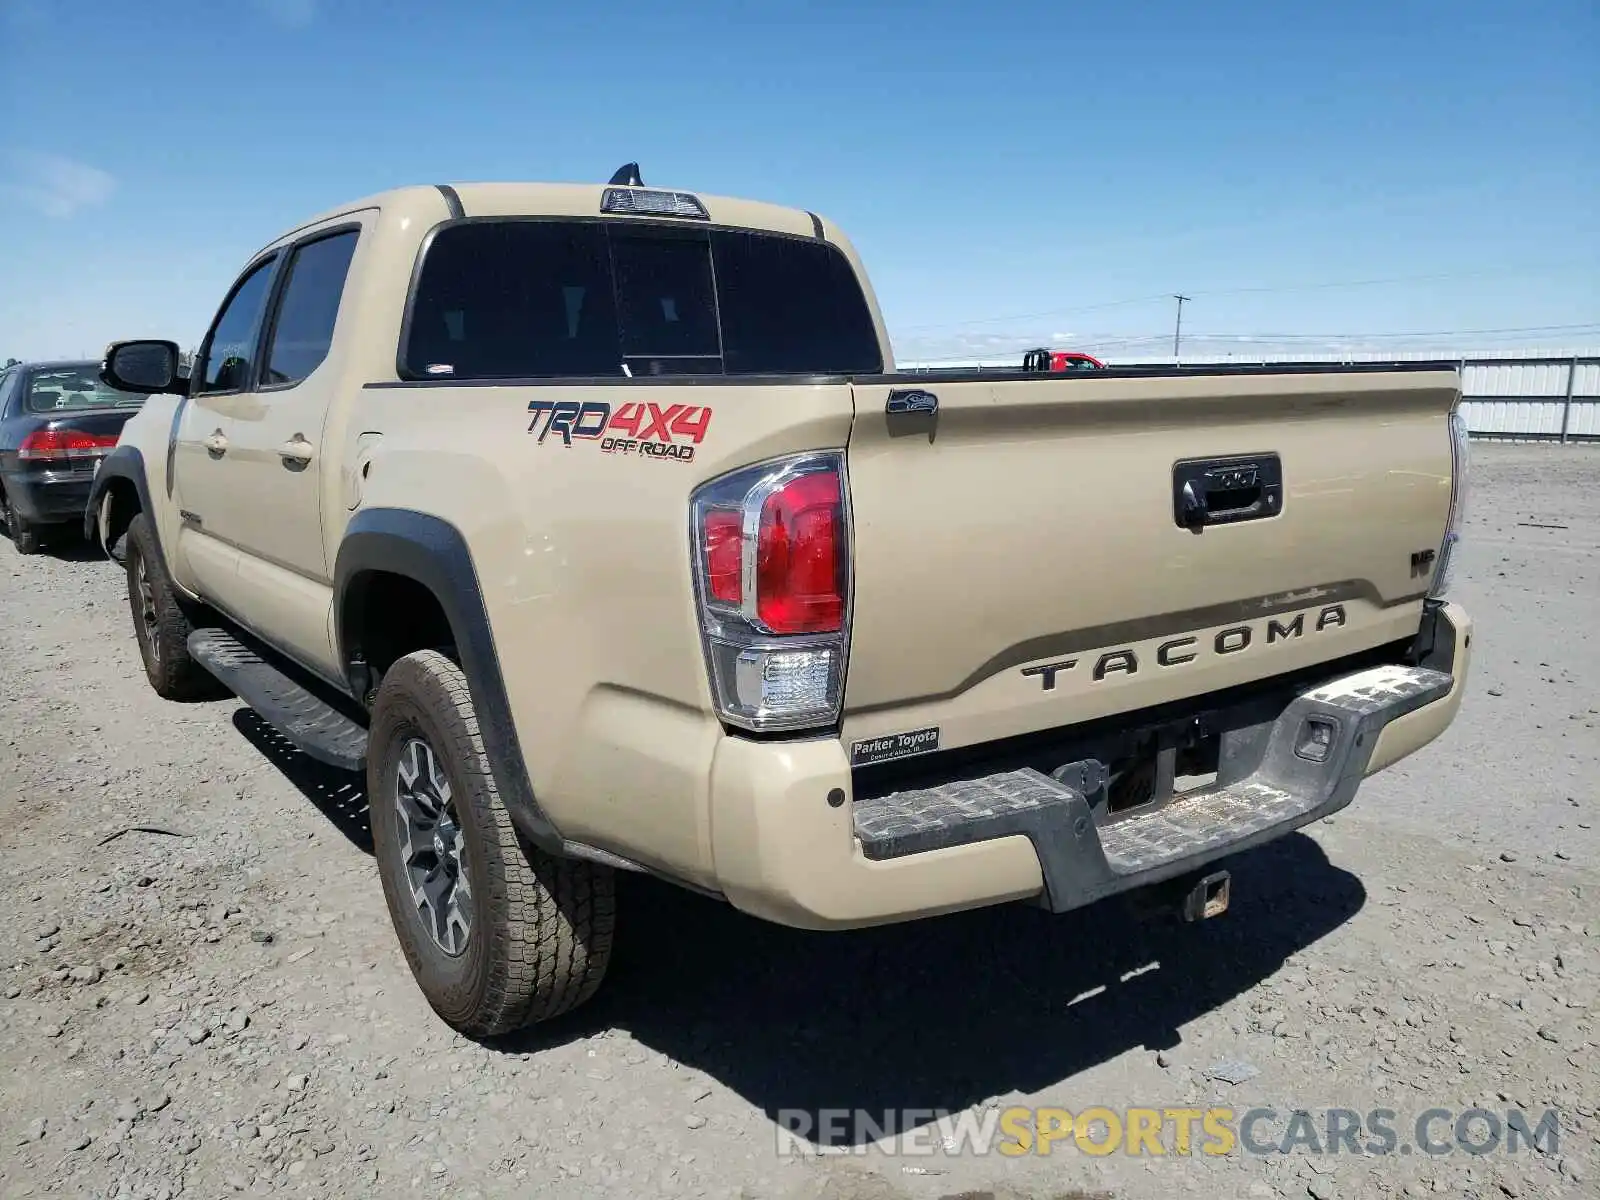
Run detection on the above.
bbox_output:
[1175,322,1600,341]
[897,294,1168,333]
[908,322,1600,347]
[899,325,1600,363]
[894,262,1591,336]
[1185,263,1587,299]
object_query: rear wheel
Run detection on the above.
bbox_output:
[124,513,222,700]
[369,650,615,1036]
[0,489,41,555]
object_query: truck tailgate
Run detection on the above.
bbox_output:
[842,367,1460,754]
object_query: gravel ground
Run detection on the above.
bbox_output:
[1,444,1595,1200]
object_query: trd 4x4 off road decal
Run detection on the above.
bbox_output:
[527,400,712,463]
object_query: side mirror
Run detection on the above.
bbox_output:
[101,339,185,395]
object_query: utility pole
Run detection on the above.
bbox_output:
[1172,294,1190,362]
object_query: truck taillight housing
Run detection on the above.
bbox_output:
[690,452,851,732]
[1428,411,1471,599]
[18,429,119,462]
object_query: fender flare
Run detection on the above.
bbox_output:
[84,445,164,567]
[334,507,563,853]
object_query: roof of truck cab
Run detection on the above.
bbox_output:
[271,182,828,250]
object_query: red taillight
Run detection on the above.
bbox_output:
[18,429,119,462]
[703,509,744,604]
[755,471,843,634]
[690,452,850,732]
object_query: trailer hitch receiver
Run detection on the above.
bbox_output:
[1181,870,1231,922]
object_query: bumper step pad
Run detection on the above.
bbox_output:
[852,663,1452,913]
[188,629,368,772]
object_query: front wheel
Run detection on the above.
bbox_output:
[123,513,222,700]
[369,650,615,1036]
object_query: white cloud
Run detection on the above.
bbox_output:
[255,0,317,28]
[1,153,116,218]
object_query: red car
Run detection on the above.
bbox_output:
[1022,348,1106,372]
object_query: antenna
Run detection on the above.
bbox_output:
[608,162,643,187]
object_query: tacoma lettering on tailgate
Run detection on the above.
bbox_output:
[1023,604,1347,691]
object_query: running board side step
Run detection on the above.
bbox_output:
[187,629,369,772]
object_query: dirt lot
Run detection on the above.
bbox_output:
[1,444,1595,1200]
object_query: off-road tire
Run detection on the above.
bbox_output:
[1,489,41,554]
[369,650,615,1036]
[124,513,222,700]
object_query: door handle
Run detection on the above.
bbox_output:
[203,430,228,456]
[277,436,315,466]
[1172,454,1283,532]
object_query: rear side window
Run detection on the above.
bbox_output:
[263,230,359,387]
[402,219,881,380]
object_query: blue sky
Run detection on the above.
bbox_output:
[2,0,1596,363]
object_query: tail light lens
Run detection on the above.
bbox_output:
[702,509,744,604]
[755,471,844,635]
[18,429,119,462]
[1428,411,1470,599]
[691,452,850,732]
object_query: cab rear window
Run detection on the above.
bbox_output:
[25,367,145,414]
[401,219,882,380]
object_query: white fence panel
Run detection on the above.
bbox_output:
[1459,399,1565,437]
[1564,401,1600,439]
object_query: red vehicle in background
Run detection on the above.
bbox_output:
[1022,347,1106,372]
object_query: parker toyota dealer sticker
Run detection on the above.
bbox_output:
[850,726,941,767]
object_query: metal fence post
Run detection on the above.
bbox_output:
[1560,356,1577,444]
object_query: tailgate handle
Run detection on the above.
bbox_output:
[1173,454,1283,532]
[885,388,938,415]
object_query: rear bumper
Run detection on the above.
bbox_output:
[1,469,95,524]
[709,601,1472,930]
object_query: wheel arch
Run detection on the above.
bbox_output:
[85,445,158,564]
[334,507,563,853]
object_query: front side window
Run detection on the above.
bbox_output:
[402,219,882,380]
[196,256,277,395]
[263,230,360,387]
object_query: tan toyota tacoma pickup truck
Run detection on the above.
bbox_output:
[89,167,1474,1037]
